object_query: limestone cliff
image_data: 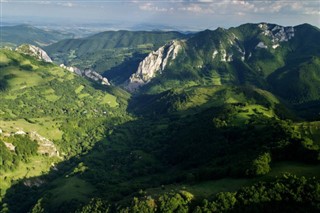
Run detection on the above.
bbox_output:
[126,40,182,91]
[60,64,110,86]
[16,44,53,62]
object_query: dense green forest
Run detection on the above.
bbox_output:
[0,23,320,213]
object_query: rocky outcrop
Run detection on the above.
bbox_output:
[60,64,110,86]
[258,23,294,49]
[29,131,60,157]
[126,40,182,91]
[3,141,15,151]
[16,44,53,62]
[259,23,294,42]
[59,64,82,75]
[256,42,268,49]
[24,178,45,187]
[83,68,110,85]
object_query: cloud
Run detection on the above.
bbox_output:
[139,3,172,12]
[57,2,74,7]
[178,3,213,13]
[2,0,76,7]
[134,0,319,17]
[37,1,51,5]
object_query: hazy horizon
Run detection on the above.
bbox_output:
[1,0,319,31]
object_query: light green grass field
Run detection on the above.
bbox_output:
[0,155,58,197]
[0,67,43,90]
[75,85,85,94]
[0,52,11,65]
[0,118,63,140]
[101,94,118,107]
[234,104,274,123]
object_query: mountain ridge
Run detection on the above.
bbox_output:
[1,24,74,47]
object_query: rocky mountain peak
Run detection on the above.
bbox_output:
[15,44,53,63]
[126,40,182,92]
[258,23,295,42]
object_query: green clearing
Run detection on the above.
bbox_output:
[0,52,11,65]
[144,161,320,199]
[145,178,253,199]
[45,94,60,102]
[42,88,60,101]
[48,67,67,78]
[0,67,43,90]
[20,59,39,70]
[41,88,55,95]
[269,161,320,178]
[3,93,18,100]
[75,85,85,94]
[233,104,274,124]
[177,86,223,111]
[101,93,118,107]
[48,176,95,206]
[78,93,90,99]
[0,118,63,141]
[0,155,58,197]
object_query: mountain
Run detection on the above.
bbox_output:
[44,31,187,84]
[0,24,74,47]
[0,23,320,213]
[135,23,319,91]
[127,23,320,119]
[45,30,186,55]
[126,40,183,91]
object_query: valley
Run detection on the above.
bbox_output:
[0,22,320,213]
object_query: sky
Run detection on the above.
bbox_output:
[1,0,319,30]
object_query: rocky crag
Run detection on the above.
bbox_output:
[16,44,53,62]
[126,40,182,91]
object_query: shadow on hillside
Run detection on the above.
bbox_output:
[1,116,164,213]
[102,52,147,85]
[0,79,9,91]
[2,96,311,213]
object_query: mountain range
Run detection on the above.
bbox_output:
[1,24,74,47]
[0,23,319,213]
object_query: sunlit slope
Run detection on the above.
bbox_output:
[0,49,129,154]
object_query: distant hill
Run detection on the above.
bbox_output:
[44,31,187,83]
[46,30,186,54]
[0,24,74,47]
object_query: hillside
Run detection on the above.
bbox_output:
[139,23,319,90]
[0,49,131,203]
[45,31,187,83]
[129,23,320,119]
[0,24,74,47]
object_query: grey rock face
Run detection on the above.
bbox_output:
[126,40,182,91]
[60,64,110,86]
[16,44,53,62]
